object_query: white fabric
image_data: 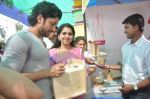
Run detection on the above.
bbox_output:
[43,37,53,49]
[122,35,150,84]
[84,50,94,59]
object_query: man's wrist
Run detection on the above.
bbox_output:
[48,67,54,77]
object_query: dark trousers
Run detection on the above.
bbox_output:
[122,87,149,99]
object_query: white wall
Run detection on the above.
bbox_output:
[85,1,150,64]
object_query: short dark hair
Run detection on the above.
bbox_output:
[122,14,144,32]
[52,23,75,48]
[28,1,62,26]
[74,36,86,45]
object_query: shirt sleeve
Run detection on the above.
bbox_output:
[1,35,29,72]
[145,48,150,75]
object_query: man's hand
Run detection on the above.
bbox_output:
[49,63,65,77]
[95,64,110,69]
[119,84,134,93]
[95,64,121,70]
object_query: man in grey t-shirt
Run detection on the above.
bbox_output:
[1,1,65,99]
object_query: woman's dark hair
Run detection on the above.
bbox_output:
[74,36,86,45]
[52,23,75,48]
[28,1,62,26]
[122,13,144,32]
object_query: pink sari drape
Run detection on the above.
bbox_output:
[49,48,84,65]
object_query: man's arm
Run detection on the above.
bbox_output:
[1,35,65,82]
[137,77,150,89]
[96,63,122,70]
[1,35,29,71]
[23,63,65,81]
[120,77,150,93]
[0,67,43,99]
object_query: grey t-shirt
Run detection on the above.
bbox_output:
[1,31,53,99]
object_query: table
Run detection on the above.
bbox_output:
[88,73,124,99]
[92,91,123,99]
[91,84,123,99]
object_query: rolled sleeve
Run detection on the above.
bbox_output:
[1,35,28,72]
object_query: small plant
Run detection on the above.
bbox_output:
[15,23,23,31]
[0,25,5,51]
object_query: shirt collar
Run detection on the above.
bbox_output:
[131,35,145,47]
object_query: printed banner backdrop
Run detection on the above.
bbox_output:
[0,13,28,41]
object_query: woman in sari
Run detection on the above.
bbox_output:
[48,23,88,99]
[49,23,84,65]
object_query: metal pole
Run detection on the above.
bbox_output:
[83,12,88,50]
